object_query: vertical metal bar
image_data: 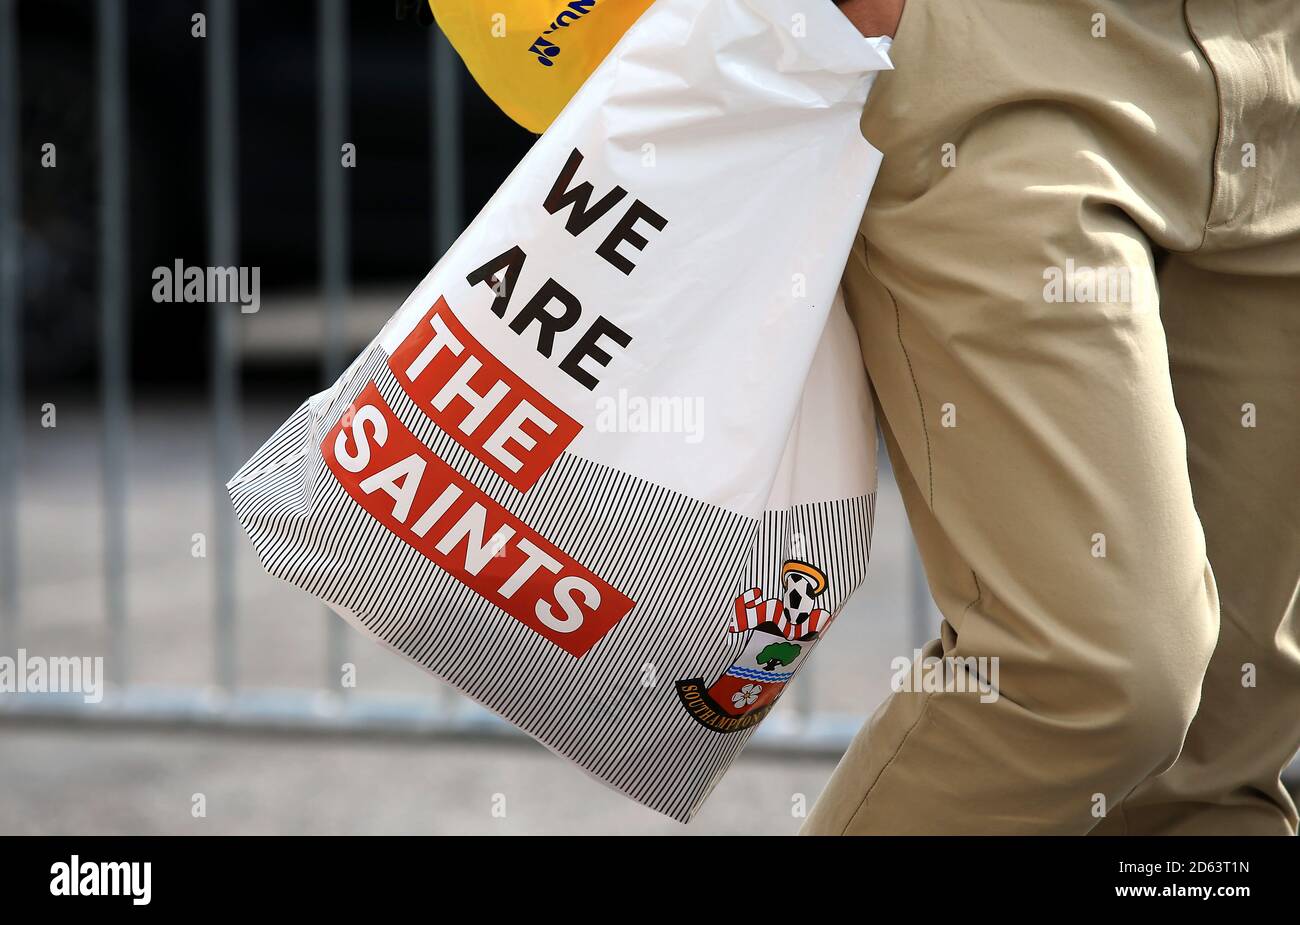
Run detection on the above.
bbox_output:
[795,645,815,727]
[430,23,462,710]
[431,25,462,258]
[207,0,239,692]
[319,0,348,694]
[98,0,129,685]
[909,534,931,650]
[0,0,19,651]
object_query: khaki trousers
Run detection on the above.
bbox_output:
[804,0,1300,834]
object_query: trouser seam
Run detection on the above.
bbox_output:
[842,239,984,834]
[840,691,936,834]
[862,240,934,507]
[839,575,982,834]
[1181,0,1226,248]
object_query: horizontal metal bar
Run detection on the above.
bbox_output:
[0,686,873,760]
[3,687,1298,784]
[0,687,517,746]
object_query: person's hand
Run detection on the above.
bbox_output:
[834,0,905,38]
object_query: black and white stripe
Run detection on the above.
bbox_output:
[229,346,875,821]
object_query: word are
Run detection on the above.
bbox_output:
[465,147,668,390]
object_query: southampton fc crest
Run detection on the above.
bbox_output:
[675,559,834,733]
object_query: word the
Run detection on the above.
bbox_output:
[390,297,580,491]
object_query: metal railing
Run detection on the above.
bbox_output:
[0,0,934,759]
[0,0,21,659]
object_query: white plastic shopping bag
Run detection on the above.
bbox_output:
[230,0,891,821]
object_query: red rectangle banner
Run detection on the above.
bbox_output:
[388,296,582,492]
[323,381,632,657]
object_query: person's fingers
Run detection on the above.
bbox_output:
[834,0,906,38]
[395,0,434,27]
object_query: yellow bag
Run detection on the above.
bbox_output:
[430,0,655,133]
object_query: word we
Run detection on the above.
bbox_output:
[465,147,668,391]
